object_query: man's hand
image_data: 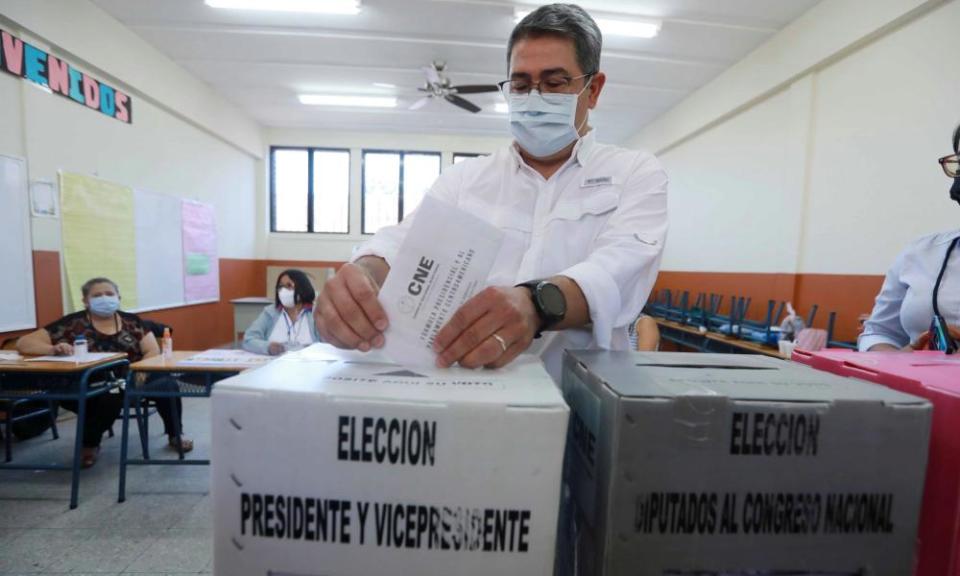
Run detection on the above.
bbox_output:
[433,286,539,369]
[316,261,389,351]
[267,342,285,356]
[52,343,73,356]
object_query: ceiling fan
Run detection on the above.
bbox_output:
[409,60,499,113]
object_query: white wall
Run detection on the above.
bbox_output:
[260,128,510,262]
[0,0,262,158]
[0,2,261,314]
[628,0,959,275]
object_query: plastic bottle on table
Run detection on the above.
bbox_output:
[73,335,88,361]
[162,327,173,360]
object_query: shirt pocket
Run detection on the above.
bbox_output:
[538,190,620,274]
[546,190,620,224]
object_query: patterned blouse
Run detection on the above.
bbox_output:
[45,311,148,363]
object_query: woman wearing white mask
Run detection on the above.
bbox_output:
[17,277,191,467]
[243,269,320,356]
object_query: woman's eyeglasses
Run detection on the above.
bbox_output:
[939,154,959,178]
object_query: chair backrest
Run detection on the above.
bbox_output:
[141,319,171,340]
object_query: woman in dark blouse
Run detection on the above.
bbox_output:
[17,277,192,467]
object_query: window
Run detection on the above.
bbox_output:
[453,153,484,164]
[362,150,441,234]
[270,147,350,233]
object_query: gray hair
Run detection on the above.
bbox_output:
[81,277,119,298]
[507,4,602,75]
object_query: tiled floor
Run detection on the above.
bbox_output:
[0,399,214,575]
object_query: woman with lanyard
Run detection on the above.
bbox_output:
[243,269,320,355]
[859,123,960,353]
[16,277,192,467]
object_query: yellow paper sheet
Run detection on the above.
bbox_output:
[60,172,138,311]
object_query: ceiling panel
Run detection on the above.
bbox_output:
[93,0,821,143]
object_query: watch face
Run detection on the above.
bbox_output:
[538,282,566,317]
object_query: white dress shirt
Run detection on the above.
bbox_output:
[859,229,960,351]
[354,131,669,379]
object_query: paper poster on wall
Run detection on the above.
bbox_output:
[182,200,219,303]
[0,154,37,332]
[134,189,185,311]
[30,179,58,218]
[60,172,137,311]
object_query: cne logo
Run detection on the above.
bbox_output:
[407,256,434,296]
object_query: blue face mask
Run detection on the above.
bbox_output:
[88,295,120,317]
[508,80,591,158]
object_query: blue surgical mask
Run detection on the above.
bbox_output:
[508,80,591,158]
[89,295,120,317]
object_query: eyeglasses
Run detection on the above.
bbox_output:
[497,73,594,105]
[940,154,959,178]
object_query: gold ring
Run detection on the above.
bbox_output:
[492,333,508,354]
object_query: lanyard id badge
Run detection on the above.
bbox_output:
[930,237,959,354]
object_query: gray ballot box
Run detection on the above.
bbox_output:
[556,350,931,576]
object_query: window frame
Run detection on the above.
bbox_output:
[269,145,352,235]
[452,152,483,164]
[361,149,442,235]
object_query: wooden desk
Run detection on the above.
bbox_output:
[654,318,788,360]
[129,351,264,373]
[654,318,712,352]
[118,350,266,502]
[230,297,272,347]
[0,353,126,373]
[704,332,787,359]
[0,353,129,509]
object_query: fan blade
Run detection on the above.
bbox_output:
[421,66,441,85]
[451,84,500,94]
[409,96,432,110]
[444,94,481,113]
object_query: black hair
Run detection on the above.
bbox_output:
[275,269,316,308]
[81,277,119,298]
[507,4,602,75]
[953,123,959,154]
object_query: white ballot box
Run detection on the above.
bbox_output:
[557,351,931,576]
[212,344,569,576]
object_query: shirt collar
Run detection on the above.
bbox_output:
[509,129,598,173]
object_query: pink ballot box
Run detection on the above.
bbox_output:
[793,349,960,576]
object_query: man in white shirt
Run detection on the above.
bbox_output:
[316,3,669,379]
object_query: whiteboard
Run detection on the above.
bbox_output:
[134,189,185,312]
[0,155,37,332]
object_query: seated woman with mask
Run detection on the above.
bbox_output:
[859,123,960,353]
[16,277,192,467]
[243,269,320,355]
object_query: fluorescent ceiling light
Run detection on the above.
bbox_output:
[206,0,361,15]
[494,102,509,113]
[372,82,396,88]
[514,8,661,38]
[299,94,397,108]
